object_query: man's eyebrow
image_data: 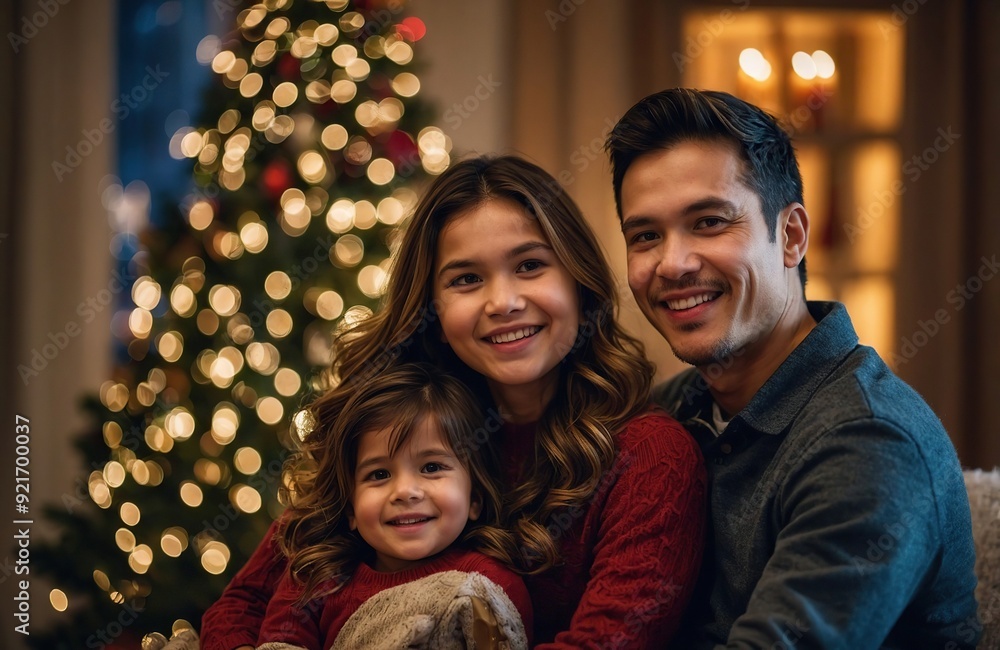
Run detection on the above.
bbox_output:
[682,198,740,216]
[437,241,552,278]
[621,215,656,233]
[621,198,741,232]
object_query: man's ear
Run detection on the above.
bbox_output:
[780,203,809,268]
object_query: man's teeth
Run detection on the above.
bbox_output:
[666,293,717,310]
[489,326,540,344]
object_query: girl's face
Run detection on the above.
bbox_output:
[432,199,581,421]
[349,416,481,573]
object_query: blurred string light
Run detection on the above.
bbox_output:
[738,48,836,88]
[739,48,772,82]
[792,50,836,80]
[69,0,447,622]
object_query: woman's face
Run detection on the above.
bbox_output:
[432,199,581,420]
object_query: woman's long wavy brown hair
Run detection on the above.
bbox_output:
[280,363,516,603]
[285,155,653,578]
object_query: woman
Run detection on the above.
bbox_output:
[202,155,706,649]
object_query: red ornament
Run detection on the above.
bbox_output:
[385,130,418,168]
[397,17,426,42]
[262,158,295,201]
[277,53,300,81]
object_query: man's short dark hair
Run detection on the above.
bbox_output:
[606,88,807,287]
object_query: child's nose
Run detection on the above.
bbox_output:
[390,474,424,502]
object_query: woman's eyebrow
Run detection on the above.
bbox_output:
[437,241,552,278]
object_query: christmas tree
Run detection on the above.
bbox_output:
[32,1,447,647]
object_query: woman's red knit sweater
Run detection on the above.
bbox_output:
[201,409,706,649]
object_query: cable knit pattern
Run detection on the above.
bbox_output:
[507,410,706,648]
[201,518,288,650]
[200,409,705,649]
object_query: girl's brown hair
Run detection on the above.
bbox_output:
[294,155,653,573]
[280,362,516,602]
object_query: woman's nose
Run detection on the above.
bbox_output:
[485,277,526,316]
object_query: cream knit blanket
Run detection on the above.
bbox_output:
[144,570,526,650]
[260,570,526,650]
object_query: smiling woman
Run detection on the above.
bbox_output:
[202,155,706,649]
[433,198,581,422]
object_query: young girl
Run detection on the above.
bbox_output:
[202,156,706,649]
[255,362,531,649]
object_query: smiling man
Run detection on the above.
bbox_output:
[607,88,980,649]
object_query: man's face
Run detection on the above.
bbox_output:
[620,139,803,368]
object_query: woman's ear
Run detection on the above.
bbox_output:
[347,506,357,531]
[468,493,483,521]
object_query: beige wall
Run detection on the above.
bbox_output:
[2,2,116,646]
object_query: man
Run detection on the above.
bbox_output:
[606,88,980,648]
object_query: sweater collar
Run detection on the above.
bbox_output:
[738,301,858,436]
[666,301,858,441]
[353,547,472,593]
